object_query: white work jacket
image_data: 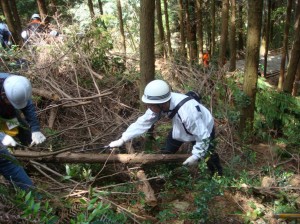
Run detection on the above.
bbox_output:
[121,92,214,158]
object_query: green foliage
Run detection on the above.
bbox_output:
[64,164,95,182]
[15,190,59,223]
[157,208,177,222]
[67,190,127,224]
[244,201,265,223]
[0,47,28,73]
[13,187,128,224]
[187,162,225,222]
[255,81,300,148]
[213,73,249,126]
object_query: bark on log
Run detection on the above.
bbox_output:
[32,88,60,101]
[12,150,189,164]
[48,107,59,128]
[136,170,157,207]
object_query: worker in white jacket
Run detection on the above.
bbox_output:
[109,80,222,175]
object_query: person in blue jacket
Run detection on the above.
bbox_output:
[0,73,46,190]
[108,79,222,176]
[0,17,12,48]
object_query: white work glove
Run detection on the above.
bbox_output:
[183,155,199,166]
[7,41,12,46]
[1,135,17,147]
[49,30,58,37]
[21,30,28,40]
[31,132,46,146]
[108,138,124,148]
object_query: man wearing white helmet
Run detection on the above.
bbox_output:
[0,73,46,190]
[21,13,59,41]
[21,13,44,41]
[109,79,222,176]
[0,16,12,48]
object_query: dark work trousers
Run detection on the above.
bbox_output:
[162,127,223,176]
[0,116,33,190]
[0,146,33,190]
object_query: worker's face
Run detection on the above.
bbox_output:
[146,104,161,113]
[0,92,10,105]
[146,102,169,113]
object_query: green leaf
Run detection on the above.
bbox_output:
[25,191,32,202]
[33,202,41,214]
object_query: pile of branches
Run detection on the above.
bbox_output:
[18,32,141,152]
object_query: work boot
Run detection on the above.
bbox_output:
[206,152,223,176]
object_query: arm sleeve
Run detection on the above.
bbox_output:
[181,108,212,158]
[20,100,41,132]
[0,132,5,142]
[192,136,211,158]
[121,109,160,142]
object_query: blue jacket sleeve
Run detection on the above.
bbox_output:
[0,132,5,142]
[20,100,40,132]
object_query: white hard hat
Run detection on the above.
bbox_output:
[3,75,32,109]
[142,80,171,104]
[31,14,41,20]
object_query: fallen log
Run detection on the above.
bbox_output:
[12,150,189,164]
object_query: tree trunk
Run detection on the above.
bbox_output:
[229,0,236,71]
[13,151,189,164]
[292,60,300,96]
[163,0,172,57]
[178,0,186,58]
[218,0,229,68]
[98,0,104,15]
[263,0,271,77]
[36,0,48,23]
[237,2,244,51]
[8,0,22,35]
[87,0,95,19]
[283,1,300,94]
[117,0,126,55]
[0,0,20,44]
[187,0,197,63]
[239,0,263,134]
[211,0,216,55]
[156,0,165,57]
[196,0,203,65]
[278,0,292,91]
[140,0,155,105]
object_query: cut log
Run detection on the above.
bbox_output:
[12,150,189,164]
[32,88,60,101]
[136,170,157,207]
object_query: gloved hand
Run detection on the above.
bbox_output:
[31,132,46,146]
[2,135,17,147]
[183,155,199,166]
[49,30,59,37]
[21,30,28,40]
[7,41,12,46]
[108,138,124,148]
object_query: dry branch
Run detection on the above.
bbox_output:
[13,151,189,164]
[136,170,157,207]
